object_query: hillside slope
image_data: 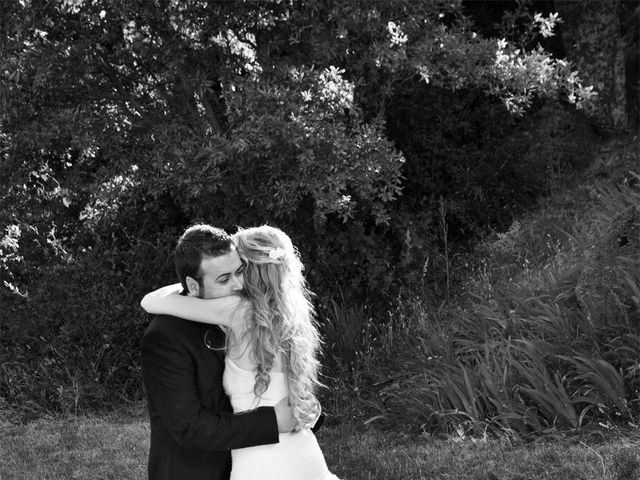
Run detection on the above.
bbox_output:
[373,135,640,436]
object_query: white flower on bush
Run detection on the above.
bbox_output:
[318,66,354,111]
[492,38,596,115]
[337,194,351,208]
[2,225,21,250]
[533,12,561,39]
[387,21,408,47]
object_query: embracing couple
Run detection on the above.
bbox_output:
[139,223,340,480]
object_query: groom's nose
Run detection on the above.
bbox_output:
[231,274,243,291]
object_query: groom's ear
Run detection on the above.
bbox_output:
[185,276,199,297]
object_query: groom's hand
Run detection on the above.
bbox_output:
[274,397,296,433]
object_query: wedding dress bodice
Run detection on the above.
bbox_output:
[223,358,340,480]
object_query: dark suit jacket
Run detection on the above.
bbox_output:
[140,315,279,480]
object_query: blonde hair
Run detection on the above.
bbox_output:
[233,225,321,426]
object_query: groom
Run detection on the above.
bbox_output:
[140,224,296,480]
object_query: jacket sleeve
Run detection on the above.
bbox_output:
[141,327,279,450]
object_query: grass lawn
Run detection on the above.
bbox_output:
[1,409,639,480]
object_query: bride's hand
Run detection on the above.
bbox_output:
[274,397,296,433]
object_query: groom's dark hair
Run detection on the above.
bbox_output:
[174,224,234,292]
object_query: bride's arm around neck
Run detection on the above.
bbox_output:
[141,284,251,328]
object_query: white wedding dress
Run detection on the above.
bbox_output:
[223,357,340,480]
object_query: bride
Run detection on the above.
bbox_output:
[141,225,340,480]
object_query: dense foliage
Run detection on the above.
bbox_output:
[1,0,638,430]
[373,139,640,436]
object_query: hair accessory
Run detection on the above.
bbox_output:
[268,247,285,260]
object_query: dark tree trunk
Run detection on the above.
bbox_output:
[619,0,640,133]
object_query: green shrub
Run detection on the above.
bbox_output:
[0,238,174,415]
[0,0,609,417]
[371,139,640,435]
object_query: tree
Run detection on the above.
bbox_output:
[0,0,603,413]
[1,0,595,295]
[619,0,640,132]
[557,0,639,133]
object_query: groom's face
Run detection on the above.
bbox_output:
[192,248,245,299]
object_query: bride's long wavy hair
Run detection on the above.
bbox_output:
[233,225,321,425]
